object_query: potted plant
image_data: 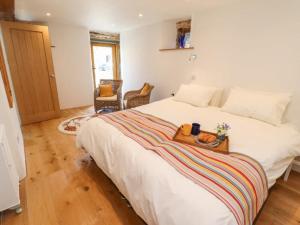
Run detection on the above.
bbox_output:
[216,123,231,141]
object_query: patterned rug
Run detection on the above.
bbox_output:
[58,108,114,135]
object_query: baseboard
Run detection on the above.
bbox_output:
[292,164,300,173]
[61,105,93,111]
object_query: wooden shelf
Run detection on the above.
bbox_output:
[159,47,194,52]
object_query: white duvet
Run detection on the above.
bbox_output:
[77,98,300,225]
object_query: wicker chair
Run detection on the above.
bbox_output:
[94,79,123,112]
[123,83,154,109]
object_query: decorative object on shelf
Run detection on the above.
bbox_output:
[176,19,191,49]
[216,123,231,141]
[184,32,191,48]
[178,33,185,48]
[159,47,194,51]
[159,19,193,51]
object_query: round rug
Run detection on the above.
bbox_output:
[58,108,115,135]
[58,114,97,135]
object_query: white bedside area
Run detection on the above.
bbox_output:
[284,156,300,182]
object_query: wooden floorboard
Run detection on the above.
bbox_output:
[1,107,300,225]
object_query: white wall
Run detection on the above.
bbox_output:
[121,0,300,127]
[48,22,94,109]
[121,19,192,101]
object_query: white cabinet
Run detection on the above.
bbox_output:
[0,125,21,212]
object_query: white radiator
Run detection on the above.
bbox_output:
[0,124,21,212]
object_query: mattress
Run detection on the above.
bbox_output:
[76,98,300,225]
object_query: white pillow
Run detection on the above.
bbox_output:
[209,88,223,107]
[174,84,217,107]
[222,87,291,125]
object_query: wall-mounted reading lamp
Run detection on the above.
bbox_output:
[188,54,197,63]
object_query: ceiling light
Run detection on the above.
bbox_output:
[138,13,143,18]
[46,12,51,17]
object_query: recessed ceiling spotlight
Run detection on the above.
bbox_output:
[138,13,143,18]
[46,12,51,17]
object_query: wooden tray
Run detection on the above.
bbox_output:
[173,128,229,154]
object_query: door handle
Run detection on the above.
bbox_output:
[50,74,55,78]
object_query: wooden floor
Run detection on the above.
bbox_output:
[1,107,300,225]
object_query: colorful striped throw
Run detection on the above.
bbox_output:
[99,110,268,225]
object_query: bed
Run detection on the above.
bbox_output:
[76,98,300,225]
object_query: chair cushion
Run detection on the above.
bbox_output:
[99,84,114,97]
[140,83,151,95]
[96,95,118,101]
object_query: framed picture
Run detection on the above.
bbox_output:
[0,42,13,108]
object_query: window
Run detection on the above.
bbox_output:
[91,43,119,88]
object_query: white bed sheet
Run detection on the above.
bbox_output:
[77,98,300,225]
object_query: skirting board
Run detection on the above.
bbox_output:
[292,164,300,173]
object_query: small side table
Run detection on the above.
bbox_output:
[284,156,300,182]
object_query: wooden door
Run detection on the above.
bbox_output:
[1,21,60,125]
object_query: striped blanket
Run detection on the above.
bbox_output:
[99,110,268,225]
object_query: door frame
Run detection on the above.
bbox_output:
[91,42,120,89]
[0,41,13,108]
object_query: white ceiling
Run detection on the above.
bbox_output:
[15,0,239,33]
